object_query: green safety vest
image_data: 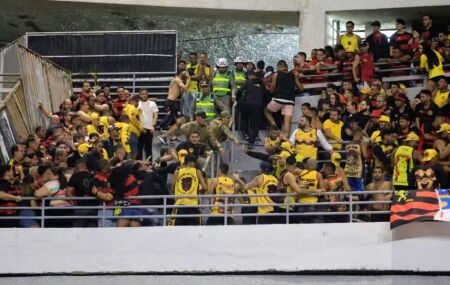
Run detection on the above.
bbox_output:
[233,70,246,90]
[212,71,231,97]
[195,93,216,120]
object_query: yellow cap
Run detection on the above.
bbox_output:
[331,152,341,167]
[280,141,295,154]
[422,149,438,162]
[404,132,420,142]
[178,149,188,165]
[360,87,371,95]
[436,123,450,133]
[77,143,90,156]
[278,150,291,159]
[378,115,390,123]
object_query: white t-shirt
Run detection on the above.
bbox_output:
[138,100,159,130]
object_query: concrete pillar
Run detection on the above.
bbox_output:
[298,6,326,57]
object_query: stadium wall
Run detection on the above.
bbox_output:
[1,222,450,275]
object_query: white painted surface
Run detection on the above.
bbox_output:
[1,222,450,274]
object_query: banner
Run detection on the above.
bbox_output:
[390,189,450,229]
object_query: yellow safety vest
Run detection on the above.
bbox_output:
[393,145,414,186]
[210,176,235,215]
[340,34,359,53]
[195,93,216,120]
[233,70,246,90]
[175,167,200,205]
[297,170,318,204]
[295,128,318,162]
[257,174,279,214]
[212,71,231,97]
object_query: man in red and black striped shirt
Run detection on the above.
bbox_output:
[390,19,412,57]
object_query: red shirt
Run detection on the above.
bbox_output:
[113,99,128,118]
[124,175,140,205]
[80,91,95,103]
[359,53,374,82]
[93,172,115,206]
[310,58,333,82]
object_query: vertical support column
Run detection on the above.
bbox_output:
[298,7,327,57]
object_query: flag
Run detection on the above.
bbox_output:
[434,189,450,222]
[390,190,440,229]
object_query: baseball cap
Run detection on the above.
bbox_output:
[436,123,450,133]
[394,94,408,102]
[200,81,209,87]
[331,152,342,167]
[379,115,391,123]
[195,111,207,119]
[371,20,381,27]
[178,149,188,165]
[370,109,382,118]
[404,132,420,141]
[422,149,438,162]
[259,161,273,173]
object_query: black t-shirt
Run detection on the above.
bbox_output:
[84,151,102,172]
[176,142,206,159]
[391,106,415,128]
[415,103,440,126]
[68,171,95,206]
[0,179,11,196]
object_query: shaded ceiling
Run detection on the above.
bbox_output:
[328,5,450,28]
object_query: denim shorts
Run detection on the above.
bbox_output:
[120,207,142,217]
[18,209,39,228]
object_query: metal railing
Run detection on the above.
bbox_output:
[0,191,393,227]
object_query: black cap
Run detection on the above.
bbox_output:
[371,20,381,27]
[195,111,207,119]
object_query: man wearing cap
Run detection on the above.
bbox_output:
[194,81,216,121]
[212,58,235,114]
[434,123,450,162]
[365,20,389,62]
[372,115,391,141]
[209,111,239,145]
[391,132,422,190]
[372,129,396,175]
[180,112,224,153]
[391,92,414,129]
[420,149,449,189]
[232,57,247,91]
[234,161,281,224]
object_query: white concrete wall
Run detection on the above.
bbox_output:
[1,222,450,274]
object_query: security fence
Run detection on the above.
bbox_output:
[0,190,393,227]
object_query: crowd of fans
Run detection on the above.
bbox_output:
[0,14,449,227]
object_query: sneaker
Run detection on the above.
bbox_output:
[157,135,168,145]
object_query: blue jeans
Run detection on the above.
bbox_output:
[348,178,364,192]
[182,92,195,118]
[98,209,115,227]
[129,133,139,158]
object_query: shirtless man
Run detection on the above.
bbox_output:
[159,71,190,130]
[366,166,392,222]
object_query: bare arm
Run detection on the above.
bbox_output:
[0,191,21,202]
[269,73,278,93]
[34,185,51,198]
[207,178,218,195]
[352,54,360,82]
[197,169,208,193]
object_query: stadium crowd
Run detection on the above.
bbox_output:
[0,14,449,227]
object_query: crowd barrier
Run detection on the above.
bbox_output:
[0,190,392,227]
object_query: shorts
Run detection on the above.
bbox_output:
[348,178,364,192]
[120,207,143,218]
[430,75,447,84]
[266,100,294,117]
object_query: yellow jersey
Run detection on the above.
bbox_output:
[210,176,235,215]
[297,170,319,204]
[420,50,445,79]
[434,89,449,109]
[114,122,131,153]
[340,34,359,53]
[294,128,318,162]
[175,167,200,206]
[186,63,199,92]
[392,145,414,187]
[256,174,279,214]
[323,119,344,150]
[123,104,144,136]
[279,170,296,210]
